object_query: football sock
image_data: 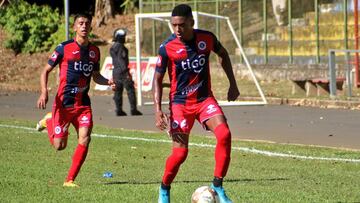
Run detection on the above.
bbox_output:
[162,147,188,186]
[66,144,88,181]
[214,123,231,178]
[45,118,54,145]
[213,176,223,187]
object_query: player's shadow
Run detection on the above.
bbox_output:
[103,177,289,185]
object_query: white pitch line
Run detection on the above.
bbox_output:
[1,124,360,163]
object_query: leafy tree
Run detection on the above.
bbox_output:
[0,0,61,53]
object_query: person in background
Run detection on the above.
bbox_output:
[110,28,142,116]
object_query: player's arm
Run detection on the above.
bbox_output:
[215,45,240,101]
[153,46,169,131]
[92,71,115,89]
[37,64,54,109]
[153,71,168,131]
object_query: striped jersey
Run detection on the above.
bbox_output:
[48,39,100,107]
[156,29,222,105]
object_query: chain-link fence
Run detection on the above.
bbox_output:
[139,0,355,65]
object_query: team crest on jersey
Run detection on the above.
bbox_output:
[54,126,62,135]
[171,120,179,129]
[198,41,206,50]
[89,51,96,58]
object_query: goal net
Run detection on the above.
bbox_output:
[135,11,267,106]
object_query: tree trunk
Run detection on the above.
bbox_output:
[95,0,114,27]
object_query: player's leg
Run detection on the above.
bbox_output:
[64,107,92,187]
[114,80,126,116]
[205,115,233,203]
[159,134,189,203]
[200,98,232,202]
[44,106,69,150]
[123,77,142,115]
[159,105,194,203]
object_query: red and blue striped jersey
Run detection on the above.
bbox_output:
[156,29,222,105]
[48,39,100,107]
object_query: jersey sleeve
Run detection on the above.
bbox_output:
[211,33,223,53]
[155,44,169,74]
[47,44,64,68]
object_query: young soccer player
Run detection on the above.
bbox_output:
[36,13,115,187]
[153,4,240,203]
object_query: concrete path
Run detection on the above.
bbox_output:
[1,92,359,150]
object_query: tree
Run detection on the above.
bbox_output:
[94,0,114,27]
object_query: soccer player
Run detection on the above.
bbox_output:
[153,4,240,203]
[36,13,115,187]
[110,28,142,116]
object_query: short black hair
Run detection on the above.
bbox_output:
[74,13,92,23]
[171,4,193,17]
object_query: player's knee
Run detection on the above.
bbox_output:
[214,123,231,145]
[54,143,67,151]
[79,136,91,147]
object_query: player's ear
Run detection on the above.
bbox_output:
[190,18,194,27]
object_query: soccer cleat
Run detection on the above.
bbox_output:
[211,183,232,203]
[63,180,80,188]
[36,112,52,132]
[158,186,170,203]
[131,109,143,116]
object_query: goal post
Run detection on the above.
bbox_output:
[135,11,267,106]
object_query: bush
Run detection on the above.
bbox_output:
[0,0,62,53]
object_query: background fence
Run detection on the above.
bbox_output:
[138,0,358,65]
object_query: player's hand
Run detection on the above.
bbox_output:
[227,85,240,101]
[37,92,48,109]
[155,111,169,131]
[108,79,116,91]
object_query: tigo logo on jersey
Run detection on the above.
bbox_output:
[180,54,206,73]
[74,61,94,77]
[206,104,217,114]
[198,41,206,50]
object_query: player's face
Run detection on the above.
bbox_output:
[171,16,194,41]
[73,17,92,38]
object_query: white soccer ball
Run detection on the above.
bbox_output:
[191,186,219,203]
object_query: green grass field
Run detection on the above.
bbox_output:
[1,119,360,202]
